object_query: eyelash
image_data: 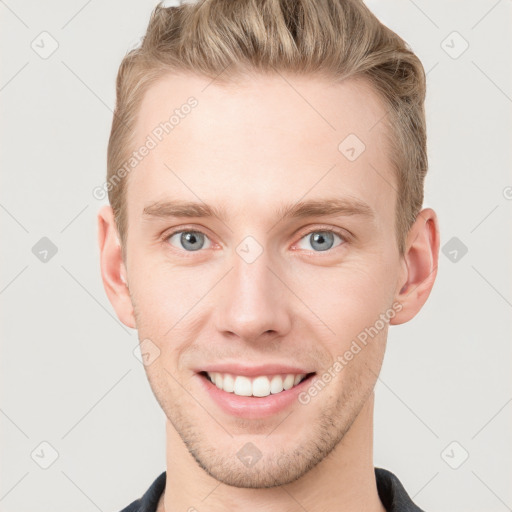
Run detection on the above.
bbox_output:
[160,225,351,255]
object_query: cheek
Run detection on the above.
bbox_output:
[291,259,395,340]
[128,266,185,340]
[128,257,209,356]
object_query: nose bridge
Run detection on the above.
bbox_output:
[214,240,291,341]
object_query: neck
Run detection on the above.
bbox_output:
[160,392,385,512]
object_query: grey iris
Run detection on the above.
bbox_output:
[310,231,335,251]
[181,231,205,251]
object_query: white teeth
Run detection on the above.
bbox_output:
[270,375,284,394]
[252,376,271,397]
[234,376,252,396]
[222,373,235,393]
[206,372,307,397]
[283,374,295,390]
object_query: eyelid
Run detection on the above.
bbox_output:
[294,224,352,242]
[161,225,219,251]
[290,224,350,252]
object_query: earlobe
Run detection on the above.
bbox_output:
[390,208,440,325]
[97,205,136,329]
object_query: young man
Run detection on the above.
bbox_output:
[98,0,439,510]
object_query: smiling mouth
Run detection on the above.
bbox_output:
[199,371,316,397]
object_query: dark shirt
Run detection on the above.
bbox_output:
[119,467,425,512]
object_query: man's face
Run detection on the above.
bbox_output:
[122,72,404,487]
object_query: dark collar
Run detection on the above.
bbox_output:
[121,467,425,512]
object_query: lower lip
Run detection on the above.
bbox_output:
[196,372,316,419]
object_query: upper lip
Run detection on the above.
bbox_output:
[196,363,315,377]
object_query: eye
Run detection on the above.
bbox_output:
[295,229,346,252]
[166,230,213,252]
[162,227,348,254]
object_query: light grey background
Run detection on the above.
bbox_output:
[1,1,511,511]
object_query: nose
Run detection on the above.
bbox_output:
[214,248,292,344]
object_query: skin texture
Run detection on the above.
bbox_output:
[98,71,439,512]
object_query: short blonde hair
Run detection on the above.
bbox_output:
[107,0,427,257]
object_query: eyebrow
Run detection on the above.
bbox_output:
[142,197,375,224]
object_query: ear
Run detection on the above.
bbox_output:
[390,208,440,325]
[97,205,136,329]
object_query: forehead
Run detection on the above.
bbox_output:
[126,71,396,230]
